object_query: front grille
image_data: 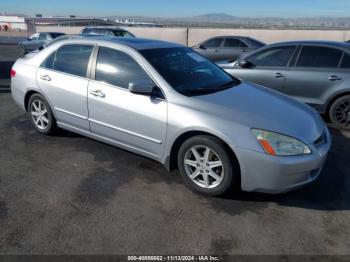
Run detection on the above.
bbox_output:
[314,131,327,146]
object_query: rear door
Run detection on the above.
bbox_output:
[87,46,167,158]
[37,44,94,130]
[220,38,251,61]
[195,37,224,61]
[225,45,297,93]
[284,45,349,108]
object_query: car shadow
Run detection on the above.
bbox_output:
[219,129,350,211]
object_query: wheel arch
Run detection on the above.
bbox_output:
[326,91,350,117]
[165,130,241,182]
[24,90,40,111]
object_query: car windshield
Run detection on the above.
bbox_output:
[140,47,240,96]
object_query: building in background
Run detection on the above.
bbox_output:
[0,15,27,31]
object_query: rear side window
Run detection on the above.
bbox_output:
[247,46,296,67]
[95,47,150,89]
[42,45,93,78]
[50,33,65,39]
[296,46,342,68]
[202,38,223,48]
[340,53,350,68]
[224,38,248,48]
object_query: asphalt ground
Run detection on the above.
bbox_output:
[1,39,350,256]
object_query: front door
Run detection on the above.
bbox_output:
[225,45,297,93]
[87,46,167,158]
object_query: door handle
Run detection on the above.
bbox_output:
[90,90,106,98]
[214,49,219,53]
[275,72,285,78]
[40,75,51,81]
[328,75,342,81]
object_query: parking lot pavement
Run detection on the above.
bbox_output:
[0,91,350,255]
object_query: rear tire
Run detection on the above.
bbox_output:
[27,93,58,135]
[329,95,350,130]
[177,135,238,196]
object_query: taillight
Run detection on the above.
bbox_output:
[10,69,16,77]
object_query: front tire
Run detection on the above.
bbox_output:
[28,93,58,135]
[329,95,350,130]
[177,135,238,196]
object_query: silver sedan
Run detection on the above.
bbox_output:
[11,36,331,196]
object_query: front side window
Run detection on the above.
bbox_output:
[42,44,93,77]
[95,47,150,89]
[202,38,223,48]
[140,47,239,96]
[296,46,342,68]
[224,38,247,48]
[247,46,296,67]
[340,53,350,69]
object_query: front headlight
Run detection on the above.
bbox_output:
[252,129,311,156]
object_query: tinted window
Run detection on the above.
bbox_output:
[340,53,350,68]
[247,46,296,67]
[203,38,223,48]
[224,38,247,48]
[112,30,135,37]
[39,34,47,40]
[141,47,239,96]
[42,45,93,77]
[50,33,65,39]
[95,47,150,89]
[82,28,92,34]
[296,46,342,68]
[247,38,265,47]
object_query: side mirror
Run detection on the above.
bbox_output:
[238,59,252,68]
[27,38,32,41]
[199,45,206,50]
[128,80,155,95]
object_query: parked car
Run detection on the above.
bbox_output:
[81,27,135,38]
[11,36,330,196]
[19,32,66,53]
[192,36,265,62]
[219,41,350,130]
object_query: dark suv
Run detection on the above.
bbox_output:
[81,27,135,38]
[220,41,350,129]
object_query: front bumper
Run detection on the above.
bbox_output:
[234,128,331,194]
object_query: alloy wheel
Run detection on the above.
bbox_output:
[333,99,350,127]
[184,145,224,189]
[30,99,49,130]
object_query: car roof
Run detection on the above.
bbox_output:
[83,26,127,30]
[56,35,184,50]
[269,40,350,49]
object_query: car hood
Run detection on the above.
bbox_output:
[190,82,325,144]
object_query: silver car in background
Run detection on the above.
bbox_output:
[219,41,350,130]
[193,36,265,62]
[11,36,331,196]
[19,32,66,53]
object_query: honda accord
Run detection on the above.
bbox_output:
[11,36,331,196]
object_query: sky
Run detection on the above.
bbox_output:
[1,0,350,18]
